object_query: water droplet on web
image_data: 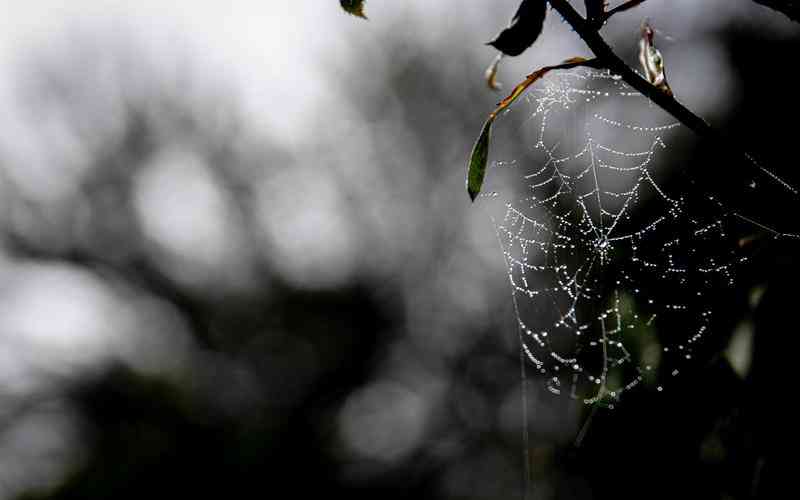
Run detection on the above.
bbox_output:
[547,377,562,395]
[485,67,792,406]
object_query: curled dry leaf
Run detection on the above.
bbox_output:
[638,20,673,96]
[485,53,505,91]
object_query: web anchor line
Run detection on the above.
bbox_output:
[490,215,532,500]
[744,152,798,197]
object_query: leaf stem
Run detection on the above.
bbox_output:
[597,0,649,26]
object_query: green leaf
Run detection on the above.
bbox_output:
[467,119,494,201]
[340,0,367,19]
[591,390,618,409]
[466,57,601,201]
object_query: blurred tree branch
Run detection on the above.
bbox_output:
[591,0,647,28]
[752,0,800,22]
[1,227,215,348]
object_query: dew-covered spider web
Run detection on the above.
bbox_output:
[476,68,800,407]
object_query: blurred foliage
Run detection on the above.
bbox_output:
[0,4,798,500]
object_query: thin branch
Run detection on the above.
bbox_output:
[546,0,797,195]
[549,0,708,135]
[602,0,800,25]
[588,0,650,28]
[601,0,649,22]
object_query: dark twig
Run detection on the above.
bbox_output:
[549,0,709,136]
[547,0,797,195]
[597,0,800,25]
[599,0,649,24]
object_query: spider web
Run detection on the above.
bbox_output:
[477,68,799,407]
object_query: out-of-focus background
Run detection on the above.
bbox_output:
[0,1,798,499]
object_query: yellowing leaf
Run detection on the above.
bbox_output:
[485,54,504,91]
